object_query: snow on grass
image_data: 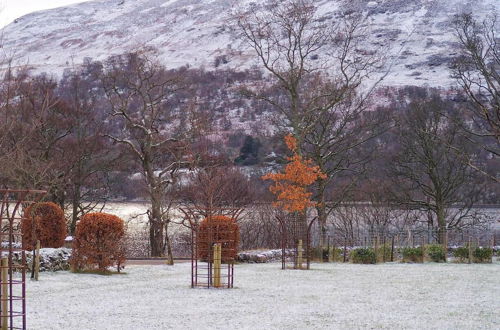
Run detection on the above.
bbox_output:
[27,262,499,329]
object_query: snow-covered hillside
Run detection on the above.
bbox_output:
[0,0,93,27]
[1,0,498,87]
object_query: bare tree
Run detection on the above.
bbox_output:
[236,0,330,143]
[389,91,485,247]
[239,203,281,250]
[179,165,254,218]
[57,68,119,234]
[0,70,69,199]
[236,0,384,248]
[100,51,190,259]
[452,12,499,157]
[176,136,254,217]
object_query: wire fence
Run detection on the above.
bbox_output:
[122,204,499,259]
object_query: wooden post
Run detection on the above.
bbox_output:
[34,240,41,281]
[374,235,379,263]
[1,258,8,330]
[328,246,334,263]
[468,236,473,264]
[297,240,303,269]
[491,236,495,263]
[343,238,347,263]
[213,244,221,288]
[382,236,386,262]
[390,236,395,262]
[408,230,413,247]
[420,237,425,263]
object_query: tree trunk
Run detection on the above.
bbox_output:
[144,156,166,257]
[149,209,164,257]
[315,178,328,252]
[316,203,327,249]
[149,201,165,257]
[69,186,80,235]
[164,227,174,265]
[436,206,447,261]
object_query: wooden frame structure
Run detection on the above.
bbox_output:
[0,189,45,330]
[276,212,317,270]
[181,208,240,289]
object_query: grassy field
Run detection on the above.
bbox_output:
[26,261,499,329]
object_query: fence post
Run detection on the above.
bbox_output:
[297,240,303,270]
[1,257,8,330]
[328,246,334,263]
[213,244,221,288]
[374,235,379,263]
[391,236,395,262]
[421,237,425,263]
[34,240,41,281]
[491,236,495,263]
[343,238,347,263]
[382,236,386,262]
[468,236,472,264]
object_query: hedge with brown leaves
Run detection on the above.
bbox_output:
[71,212,125,273]
[22,202,67,250]
[197,215,239,262]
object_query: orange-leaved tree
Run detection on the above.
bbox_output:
[262,135,326,213]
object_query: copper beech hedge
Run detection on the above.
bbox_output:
[22,202,67,250]
[71,212,125,273]
[197,215,240,262]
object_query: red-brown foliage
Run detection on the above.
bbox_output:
[22,202,67,250]
[197,215,239,262]
[71,212,125,273]
[262,135,326,213]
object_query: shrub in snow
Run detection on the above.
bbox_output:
[311,247,343,262]
[197,215,239,262]
[350,248,376,264]
[472,247,493,263]
[453,246,469,262]
[425,244,446,262]
[22,202,67,249]
[72,212,125,273]
[401,247,424,263]
[376,244,391,262]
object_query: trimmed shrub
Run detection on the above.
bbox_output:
[376,244,392,262]
[453,246,470,262]
[401,247,424,263]
[22,202,67,250]
[312,247,343,262]
[197,215,239,262]
[350,248,376,264]
[425,244,446,262]
[71,213,125,273]
[473,247,493,263]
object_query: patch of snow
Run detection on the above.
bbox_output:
[25,262,500,329]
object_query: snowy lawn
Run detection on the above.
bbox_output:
[27,262,499,329]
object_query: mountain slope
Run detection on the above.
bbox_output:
[0,0,94,27]
[1,0,497,87]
